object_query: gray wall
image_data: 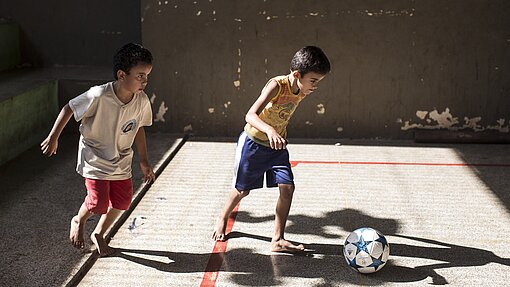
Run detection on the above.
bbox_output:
[0,0,141,67]
[142,0,510,139]
[1,1,508,139]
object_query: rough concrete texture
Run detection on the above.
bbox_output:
[0,132,183,287]
[0,80,58,165]
[142,0,510,139]
[0,66,111,167]
[0,21,20,72]
[0,0,141,67]
[70,138,510,286]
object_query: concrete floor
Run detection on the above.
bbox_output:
[1,134,510,286]
[0,132,183,287]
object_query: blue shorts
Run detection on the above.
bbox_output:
[232,132,294,191]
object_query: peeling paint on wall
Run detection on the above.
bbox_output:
[360,9,415,17]
[155,101,169,122]
[150,93,156,104]
[233,20,243,88]
[401,108,509,133]
[429,108,459,128]
[316,104,325,114]
[416,110,427,120]
[144,1,509,139]
[259,8,415,21]
[463,116,482,129]
[183,124,193,133]
[484,119,509,132]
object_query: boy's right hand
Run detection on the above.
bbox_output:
[40,135,58,156]
[267,129,287,150]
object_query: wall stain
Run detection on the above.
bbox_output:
[317,104,325,115]
[401,108,509,133]
[155,101,169,122]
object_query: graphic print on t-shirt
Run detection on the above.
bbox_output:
[121,119,137,134]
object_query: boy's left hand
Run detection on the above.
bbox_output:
[140,162,156,184]
[266,128,287,150]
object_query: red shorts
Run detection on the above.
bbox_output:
[84,178,133,214]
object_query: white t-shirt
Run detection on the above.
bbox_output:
[69,82,153,180]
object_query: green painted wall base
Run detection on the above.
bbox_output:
[0,81,58,165]
[0,21,21,72]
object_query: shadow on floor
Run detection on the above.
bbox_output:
[113,209,509,286]
[0,132,182,287]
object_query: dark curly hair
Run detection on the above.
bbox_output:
[113,43,153,80]
[290,46,331,76]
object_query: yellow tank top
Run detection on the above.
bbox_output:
[244,75,306,147]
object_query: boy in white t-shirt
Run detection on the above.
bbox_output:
[41,43,156,256]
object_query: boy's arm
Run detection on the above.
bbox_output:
[245,79,286,150]
[40,103,74,156]
[134,127,156,184]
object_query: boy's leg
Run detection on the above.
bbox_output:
[70,202,93,249]
[212,189,250,241]
[272,184,304,253]
[89,178,132,256]
[90,208,122,256]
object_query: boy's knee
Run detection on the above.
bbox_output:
[84,178,110,214]
[85,198,109,214]
[236,190,250,198]
[279,184,295,197]
[86,204,108,214]
[280,184,294,191]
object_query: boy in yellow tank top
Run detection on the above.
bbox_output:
[212,46,331,253]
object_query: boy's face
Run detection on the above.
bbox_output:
[296,71,326,95]
[118,63,152,94]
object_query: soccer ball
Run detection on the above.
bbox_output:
[343,227,390,273]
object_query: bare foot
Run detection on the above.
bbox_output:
[90,233,116,257]
[271,239,305,253]
[69,216,85,249]
[212,217,228,241]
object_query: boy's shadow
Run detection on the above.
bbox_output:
[114,247,348,286]
[233,208,400,238]
[113,209,509,286]
[113,248,237,273]
[286,208,401,237]
[230,209,510,285]
[301,235,510,285]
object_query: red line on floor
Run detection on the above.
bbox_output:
[290,160,510,167]
[201,159,508,286]
[290,161,338,167]
[200,203,240,287]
